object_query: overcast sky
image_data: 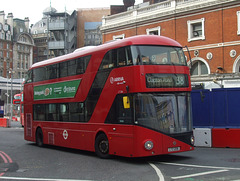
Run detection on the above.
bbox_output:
[1,0,143,25]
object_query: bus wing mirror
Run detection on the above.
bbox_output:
[123,96,130,109]
[185,46,192,68]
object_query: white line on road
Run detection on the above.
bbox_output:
[158,162,240,170]
[171,169,229,179]
[148,162,165,181]
[0,177,93,181]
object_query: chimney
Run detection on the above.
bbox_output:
[123,0,135,11]
[0,11,5,24]
[7,13,13,35]
[24,17,30,30]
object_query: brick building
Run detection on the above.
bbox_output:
[101,0,240,88]
[77,8,110,48]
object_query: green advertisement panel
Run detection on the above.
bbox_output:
[34,79,81,100]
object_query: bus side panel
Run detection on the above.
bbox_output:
[107,125,134,157]
[39,123,96,152]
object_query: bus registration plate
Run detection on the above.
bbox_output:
[168,147,180,152]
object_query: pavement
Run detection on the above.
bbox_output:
[0,117,22,128]
[9,120,22,128]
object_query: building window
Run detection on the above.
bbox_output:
[146,26,161,35]
[237,11,240,35]
[0,32,4,39]
[20,36,27,42]
[190,60,208,76]
[232,55,240,73]
[113,34,125,40]
[40,22,45,27]
[6,31,11,41]
[187,18,205,42]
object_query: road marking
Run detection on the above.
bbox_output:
[0,177,93,181]
[0,151,13,163]
[0,151,13,177]
[171,169,229,179]
[0,152,8,163]
[148,162,165,181]
[158,162,240,170]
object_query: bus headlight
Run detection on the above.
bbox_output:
[190,135,194,145]
[144,140,154,150]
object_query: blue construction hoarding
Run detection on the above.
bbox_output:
[192,88,240,128]
[192,88,240,148]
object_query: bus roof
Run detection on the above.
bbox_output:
[31,35,182,69]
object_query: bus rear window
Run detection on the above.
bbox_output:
[131,46,187,66]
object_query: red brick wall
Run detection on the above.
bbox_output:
[102,4,240,74]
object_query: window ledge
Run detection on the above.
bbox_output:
[188,36,205,42]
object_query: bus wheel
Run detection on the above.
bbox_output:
[95,134,110,159]
[36,128,44,147]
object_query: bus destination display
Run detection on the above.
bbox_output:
[146,74,188,88]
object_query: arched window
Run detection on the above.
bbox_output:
[233,55,240,73]
[189,58,210,76]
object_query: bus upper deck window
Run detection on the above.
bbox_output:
[101,51,115,69]
[117,46,133,67]
[25,70,32,83]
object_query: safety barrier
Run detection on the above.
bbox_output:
[0,118,10,128]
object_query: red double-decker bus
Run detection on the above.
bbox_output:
[24,35,194,158]
[13,93,21,105]
[13,92,24,126]
[20,92,24,126]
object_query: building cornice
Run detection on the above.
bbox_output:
[183,40,240,52]
[101,0,239,33]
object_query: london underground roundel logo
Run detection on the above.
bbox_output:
[63,130,68,140]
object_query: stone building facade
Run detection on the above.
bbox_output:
[0,11,34,79]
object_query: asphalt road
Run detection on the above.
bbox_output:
[1,121,240,181]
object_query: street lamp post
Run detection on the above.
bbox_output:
[9,68,14,124]
[5,75,9,115]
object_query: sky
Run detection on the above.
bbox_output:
[1,0,143,25]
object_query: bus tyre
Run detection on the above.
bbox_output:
[95,134,110,159]
[36,128,44,147]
